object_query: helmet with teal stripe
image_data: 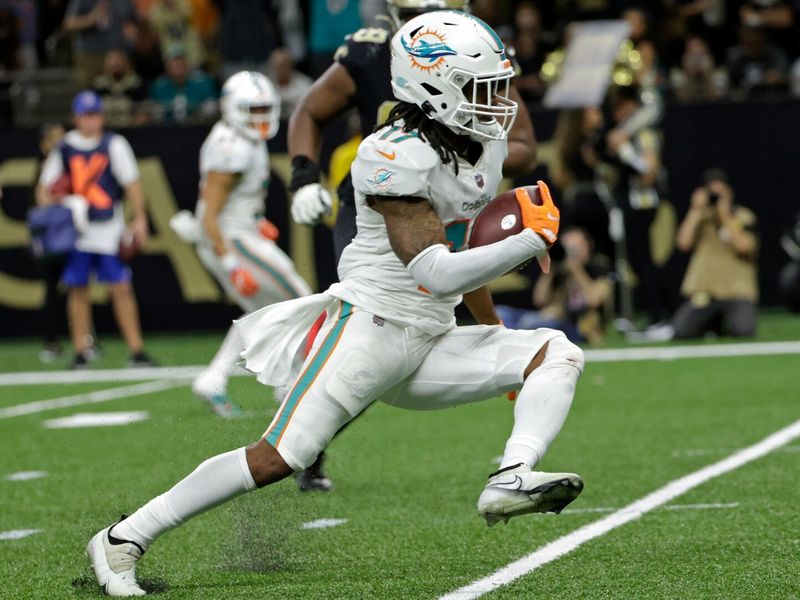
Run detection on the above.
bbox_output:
[390,11,517,142]
[221,71,280,141]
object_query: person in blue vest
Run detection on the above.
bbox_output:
[36,90,155,369]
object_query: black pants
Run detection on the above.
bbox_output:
[624,207,674,324]
[38,255,67,344]
[333,200,358,266]
[672,298,757,339]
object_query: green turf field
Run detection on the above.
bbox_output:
[1,315,799,599]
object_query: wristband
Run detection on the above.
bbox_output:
[289,155,321,192]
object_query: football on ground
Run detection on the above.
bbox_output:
[468,184,544,248]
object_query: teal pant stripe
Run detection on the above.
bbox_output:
[232,239,302,299]
[266,301,353,446]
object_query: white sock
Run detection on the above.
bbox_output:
[499,335,584,471]
[112,447,256,548]
[193,324,244,396]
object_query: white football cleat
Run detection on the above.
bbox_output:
[86,521,146,596]
[192,380,242,419]
[477,463,583,527]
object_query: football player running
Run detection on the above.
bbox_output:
[287,0,537,490]
[174,71,312,418]
[88,14,583,596]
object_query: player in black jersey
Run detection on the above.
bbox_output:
[286,1,535,491]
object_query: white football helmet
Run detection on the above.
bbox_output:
[386,0,468,29]
[220,71,280,141]
[390,11,517,142]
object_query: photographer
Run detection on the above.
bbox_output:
[672,168,759,338]
[497,227,613,345]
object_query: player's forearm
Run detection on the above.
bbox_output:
[287,106,323,161]
[202,212,228,257]
[124,181,146,221]
[463,286,500,325]
[408,229,547,298]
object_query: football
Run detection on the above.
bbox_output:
[119,230,141,263]
[468,184,544,248]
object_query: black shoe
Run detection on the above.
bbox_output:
[297,453,334,492]
[70,352,90,370]
[128,351,157,368]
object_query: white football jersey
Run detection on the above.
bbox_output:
[330,122,507,335]
[196,121,269,236]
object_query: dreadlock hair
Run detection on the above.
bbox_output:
[375,101,460,174]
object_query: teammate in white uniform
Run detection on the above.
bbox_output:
[177,71,312,418]
[88,14,584,596]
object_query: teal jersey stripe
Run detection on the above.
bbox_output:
[232,239,302,299]
[393,132,420,143]
[380,126,401,140]
[266,301,353,446]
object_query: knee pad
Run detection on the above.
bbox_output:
[544,334,585,375]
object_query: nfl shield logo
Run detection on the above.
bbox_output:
[474,173,485,188]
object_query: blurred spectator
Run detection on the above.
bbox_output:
[603,85,674,328]
[497,227,613,345]
[670,35,729,102]
[513,2,547,103]
[215,0,279,80]
[93,49,146,126]
[622,8,658,89]
[739,0,797,55]
[63,0,136,87]
[675,0,728,60]
[0,6,19,71]
[268,47,311,118]
[551,107,613,260]
[36,91,155,368]
[149,42,217,122]
[671,168,758,338]
[145,0,206,69]
[37,0,70,65]
[726,25,788,97]
[129,15,163,85]
[0,0,37,69]
[307,0,360,77]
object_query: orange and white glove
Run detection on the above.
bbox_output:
[221,253,259,297]
[258,218,280,242]
[515,180,560,273]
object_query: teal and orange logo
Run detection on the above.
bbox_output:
[367,167,396,188]
[401,28,457,72]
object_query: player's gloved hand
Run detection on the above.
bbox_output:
[221,252,259,297]
[515,180,559,245]
[291,183,333,225]
[289,155,333,225]
[515,180,559,273]
[258,218,280,242]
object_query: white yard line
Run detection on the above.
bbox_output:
[582,340,800,363]
[439,417,800,600]
[1,341,798,387]
[0,380,186,419]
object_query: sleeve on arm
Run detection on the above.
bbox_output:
[202,134,252,174]
[38,150,64,188]
[407,229,549,298]
[109,135,140,186]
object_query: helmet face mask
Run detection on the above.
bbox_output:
[391,11,518,142]
[221,71,280,141]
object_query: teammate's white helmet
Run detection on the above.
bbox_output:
[386,0,468,28]
[390,11,517,142]
[220,71,280,141]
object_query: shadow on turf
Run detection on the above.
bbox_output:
[71,575,168,594]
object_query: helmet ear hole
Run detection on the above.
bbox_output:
[421,82,443,96]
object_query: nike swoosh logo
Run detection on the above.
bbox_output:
[375,149,396,160]
[547,212,559,221]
